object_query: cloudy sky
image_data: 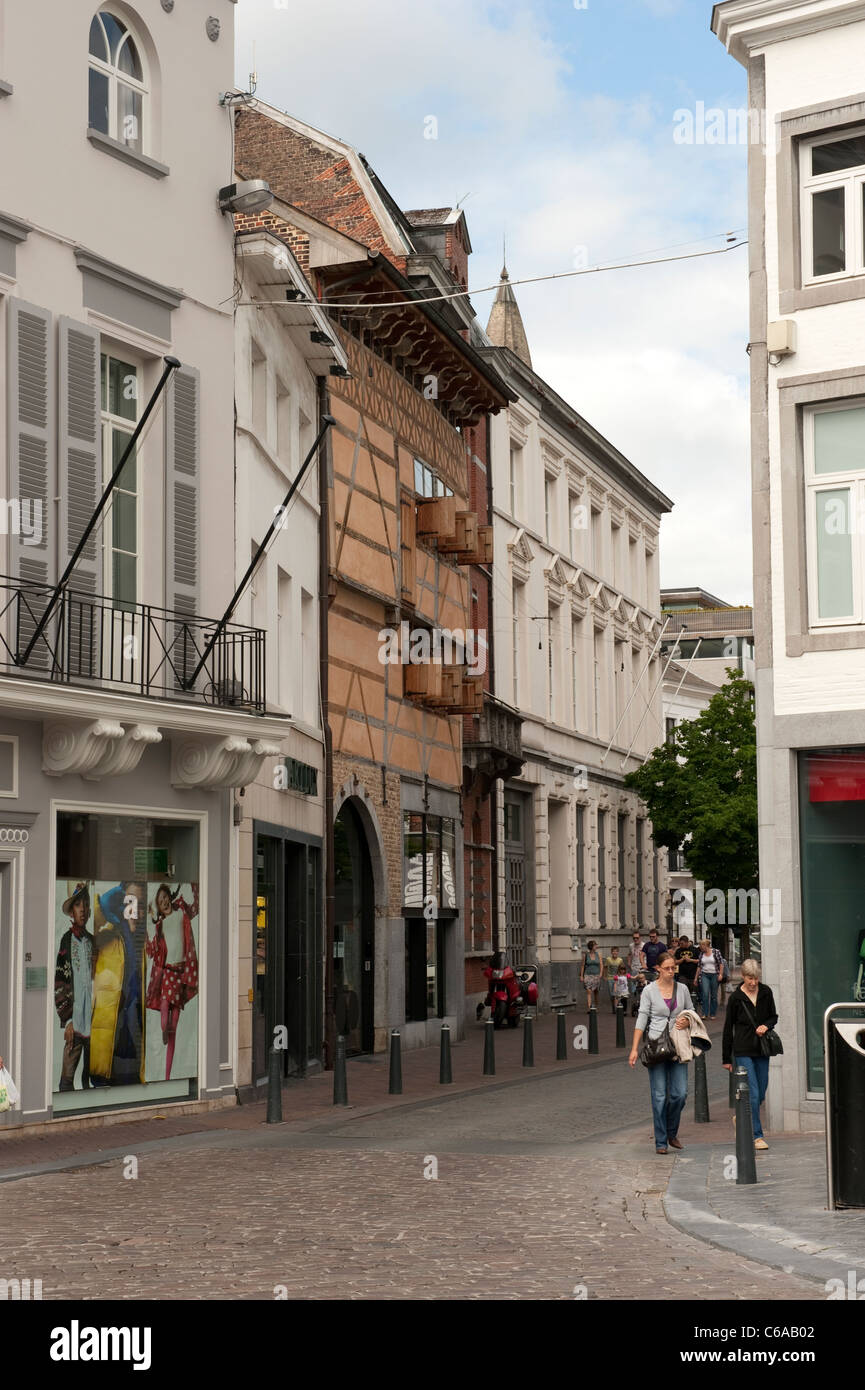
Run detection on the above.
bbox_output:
[236,0,752,605]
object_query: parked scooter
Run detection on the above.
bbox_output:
[479,951,539,1028]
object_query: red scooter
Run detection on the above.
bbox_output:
[480,951,539,1028]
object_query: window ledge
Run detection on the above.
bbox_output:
[87,128,169,180]
[780,279,865,313]
[0,80,13,98]
[788,629,865,655]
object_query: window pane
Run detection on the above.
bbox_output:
[100,354,107,412]
[813,407,865,474]
[812,187,846,276]
[108,358,138,420]
[812,136,865,176]
[89,15,108,60]
[112,549,136,608]
[414,459,424,494]
[403,811,424,908]
[117,35,143,81]
[117,84,142,153]
[111,430,137,490]
[815,489,854,619]
[88,67,109,134]
[423,465,432,497]
[426,816,441,910]
[112,490,136,553]
[101,11,127,61]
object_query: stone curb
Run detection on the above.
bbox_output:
[664,1146,857,1289]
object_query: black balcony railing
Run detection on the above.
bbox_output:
[0,577,265,711]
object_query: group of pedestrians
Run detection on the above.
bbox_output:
[578,930,779,1156]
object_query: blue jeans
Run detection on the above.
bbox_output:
[734,1054,770,1139]
[648,1058,688,1147]
[700,973,719,1017]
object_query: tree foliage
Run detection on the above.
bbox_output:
[624,672,758,891]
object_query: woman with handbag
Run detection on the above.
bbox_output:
[628,952,692,1154]
[722,959,779,1151]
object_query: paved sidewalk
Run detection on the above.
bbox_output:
[666,1132,865,1289]
[0,1005,724,1177]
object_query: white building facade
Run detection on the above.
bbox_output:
[481,274,673,1006]
[715,0,865,1130]
[0,1,289,1129]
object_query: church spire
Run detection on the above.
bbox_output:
[485,261,532,368]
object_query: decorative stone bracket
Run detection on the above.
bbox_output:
[43,720,162,779]
[171,735,281,790]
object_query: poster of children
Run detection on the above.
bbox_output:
[53,879,147,1094]
[143,882,200,1083]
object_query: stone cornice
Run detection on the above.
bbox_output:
[74,247,184,311]
[712,0,865,66]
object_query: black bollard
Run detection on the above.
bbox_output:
[266,1047,283,1125]
[615,1000,626,1049]
[483,1018,495,1076]
[694,1050,710,1123]
[556,1009,567,1061]
[333,1033,348,1106]
[734,1066,758,1185]
[588,1006,599,1055]
[522,1013,535,1067]
[729,1064,737,1109]
[439,1023,453,1084]
[388,1029,403,1095]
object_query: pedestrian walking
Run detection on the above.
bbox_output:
[722,959,779,1151]
[694,938,725,1019]
[628,952,691,1154]
[604,945,626,1013]
[642,927,667,982]
[581,940,602,1011]
[627,931,646,1000]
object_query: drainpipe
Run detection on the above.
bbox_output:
[318,373,336,1071]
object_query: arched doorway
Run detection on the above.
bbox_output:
[333,800,374,1055]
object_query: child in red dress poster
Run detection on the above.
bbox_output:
[145,883,199,1081]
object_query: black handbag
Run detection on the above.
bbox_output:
[640,1020,677,1067]
[741,993,783,1057]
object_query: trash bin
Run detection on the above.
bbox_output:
[824,1003,865,1209]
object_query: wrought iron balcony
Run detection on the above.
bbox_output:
[0,577,265,712]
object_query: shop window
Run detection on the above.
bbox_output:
[798,750,865,1090]
[53,811,200,1113]
[403,810,457,1021]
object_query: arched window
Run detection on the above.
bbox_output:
[88,10,147,154]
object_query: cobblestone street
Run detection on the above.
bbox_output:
[0,1031,824,1301]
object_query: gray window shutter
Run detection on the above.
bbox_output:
[165,364,200,686]
[58,317,101,677]
[6,298,55,667]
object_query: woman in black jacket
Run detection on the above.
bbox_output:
[722,959,778,1150]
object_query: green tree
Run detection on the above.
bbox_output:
[625,672,757,891]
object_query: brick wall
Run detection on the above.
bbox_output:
[234,210,310,269]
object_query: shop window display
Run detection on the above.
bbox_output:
[53,812,200,1112]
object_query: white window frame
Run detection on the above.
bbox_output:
[101,349,142,610]
[88,9,149,154]
[804,400,865,628]
[801,127,865,286]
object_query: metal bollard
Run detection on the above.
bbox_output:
[694,1050,710,1123]
[388,1028,403,1095]
[483,1018,495,1076]
[588,1006,599,1055]
[439,1023,453,1084]
[266,1047,283,1124]
[729,1064,737,1109]
[735,1066,758,1185]
[615,1000,626,1049]
[522,1013,535,1067]
[556,1009,567,1061]
[333,1033,348,1106]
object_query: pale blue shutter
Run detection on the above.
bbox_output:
[6,299,55,668]
[58,318,101,677]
